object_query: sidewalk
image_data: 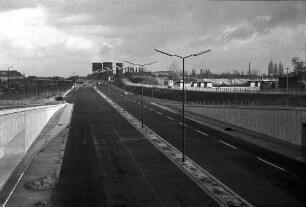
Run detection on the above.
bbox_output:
[0,104,73,206]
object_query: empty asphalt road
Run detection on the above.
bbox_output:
[53,86,221,207]
[99,84,306,207]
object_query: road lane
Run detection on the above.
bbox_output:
[54,86,221,207]
[102,85,306,207]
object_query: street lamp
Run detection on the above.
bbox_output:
[7,66,13,91]
[114,65,127,113]
[124,60,158,128]
[104,67,114,98]
[92,68,112,96]
[286,67,289,92]
[155,48,211,162]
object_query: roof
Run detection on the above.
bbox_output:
[278,72,297,78]
[0,70,23,77]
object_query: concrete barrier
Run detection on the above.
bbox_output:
[0,104,66,159]
[183,105,306,147]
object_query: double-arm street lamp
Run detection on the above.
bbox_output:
[104,67,114,98]
[92,67,112,96]
[124,60,158,128]
[155,48,211,162]
[7,66,14,91]
[114,65,128,113]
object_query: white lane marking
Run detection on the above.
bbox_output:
[157,111,162,115]
[178,122,183,125]
[257,157,285,171]
[195,129,208,136]
[167,116,174,120]
[94,87,254,207]
[219,141,237,150]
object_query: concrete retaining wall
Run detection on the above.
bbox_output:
[0,104,66,159]
[184,105,306,147]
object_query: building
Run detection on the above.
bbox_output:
[92,63,103,80]
[0,70,24,83]
[116,63,123,76]
[279,72,305,89]
[103,62,113,77]
[92,63,102,72]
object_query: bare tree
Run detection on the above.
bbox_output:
[167,61,180,81]
[278,62,284,76]
[168,61,180,74]
[268,60,274,76]
[292,57,306,88]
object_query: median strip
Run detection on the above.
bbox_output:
[95,87,254,207]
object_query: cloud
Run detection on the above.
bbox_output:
[0,6,97,59]
[0,1,305,76]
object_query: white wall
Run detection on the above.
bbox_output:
[184,105,306,147]
[0,104,66,159]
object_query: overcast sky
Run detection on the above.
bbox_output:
[0,0,305,77]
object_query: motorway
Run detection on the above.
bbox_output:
[54,85,305,207]
[101,84,306,207]
[53,86,219,207]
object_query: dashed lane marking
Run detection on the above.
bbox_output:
[257,157,285,171]
[195,129,208,136]
[219,141,237,150]
[94,87,254,207]
[167,116,174,120]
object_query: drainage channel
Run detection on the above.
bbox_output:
[95,87,254,207]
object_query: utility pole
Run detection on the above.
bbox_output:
[304,39,306,65]
[286,67,289,92]
[7,66,13,91]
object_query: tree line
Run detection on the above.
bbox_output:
[267,60,284,77]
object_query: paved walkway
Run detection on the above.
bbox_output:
[0,104,73,207]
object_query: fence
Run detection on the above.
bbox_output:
[121,83,306,108]
[125,81,306,95]
[109,83,306,147]
[0,85,74,111]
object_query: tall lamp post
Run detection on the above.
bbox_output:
[124,60,158,128]
[7,66,13,91]
[286,67,289,92]
[114,65,127,113]
[155,48,211,162]
[92,68,112,94]
[104,67,114,98]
